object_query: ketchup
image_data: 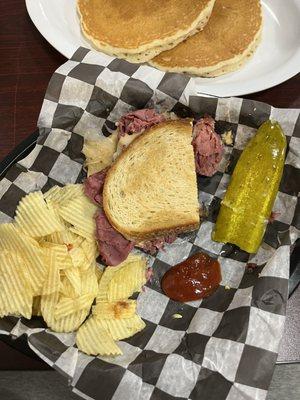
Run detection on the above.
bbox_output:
[161,252,221,302]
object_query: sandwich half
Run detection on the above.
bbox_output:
[102,119,200,243]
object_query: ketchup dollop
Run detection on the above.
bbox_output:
[161,252,221,302]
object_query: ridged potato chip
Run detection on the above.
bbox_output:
[76,316,122,356]
[92,300,136,320]
[54,293,94,320]
[43,185,61,202]
[68,246,87,269]
[58,196,98,240]
[0,251,33,319]
[107,256,147,302]
[96,264,123,303]
[81,267,98,297]
[15,191,64,237]
[99,315,145,341]
[42,250,60,295]
[41,291,89,333]
[64,268,82,296]
[95,266,103,283]
[45,198,65,225]
[69,227,86,238]
[50,308,89,333]
[44,184,84,207]
[60,276,77,298]
[80,239,99,266]
[40,242,73,270]
[45,229,78,246]
[0,224,47,294]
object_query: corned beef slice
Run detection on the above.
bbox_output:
[192,116,223,177]
[95,210,134,266]
[118,109,165,136]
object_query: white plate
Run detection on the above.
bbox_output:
[26,0,300,97]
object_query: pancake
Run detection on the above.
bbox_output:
[150,0,262,77]
[77,0,216,63]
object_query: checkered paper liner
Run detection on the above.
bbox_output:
[0,47,299,400]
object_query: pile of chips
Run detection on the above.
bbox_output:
[0,184,147,355]
[77,254,146,355]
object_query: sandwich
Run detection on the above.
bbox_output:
[77,0,216,63]
[103,119,200,242]
[83,109,224,265]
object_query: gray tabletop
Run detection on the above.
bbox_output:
[277,287,300,363]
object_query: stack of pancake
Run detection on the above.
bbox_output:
[77,0,262,77]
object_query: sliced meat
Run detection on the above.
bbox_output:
[85,171,134,266]
[140,235,176,255]
[192,116,223,177]
[84,168,108,206]
[95,210,134,266]
[118,109,165,137]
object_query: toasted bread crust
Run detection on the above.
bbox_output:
[103,119,200,242]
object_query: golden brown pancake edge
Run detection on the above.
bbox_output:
[150,0,263,77]
[77,0,216,62]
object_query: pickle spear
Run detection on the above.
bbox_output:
[212,120,286,253]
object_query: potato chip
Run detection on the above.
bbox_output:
[15,191,64,237]
[92,300,136,320]
[41,290,89,333]
[45,229,78,246]
[32,296,42,316]
[43,185,61,202]
[99,314,145,341]
[54,293,94,320]
[76,316,122,356]
[44,186,84,230]
[41,290,59,325]
[0,251,33,319]
[81,267,98,297]
[40,242,73,270]
[51,309,89,333]
[64,268,82,296]
[45,198,66,225]
[69,227,87,239]
[80,239,99,266]
[44,184,84,207]
[96,264,123,303]
[107,255,147,302]
[83,132,118,176]
[42,250,60,295]
[66,236,86,252]
[60,276,77,298]
[68,246,87,269]
[0,224,47,294]
[95,265,103,283]
[95,255,143,302]
[58,196,98,240]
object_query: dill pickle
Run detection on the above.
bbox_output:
[212,120,286,253]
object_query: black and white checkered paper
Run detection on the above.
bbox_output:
[0,47,299,400]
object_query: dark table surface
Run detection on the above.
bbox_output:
[0,0,299,371]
